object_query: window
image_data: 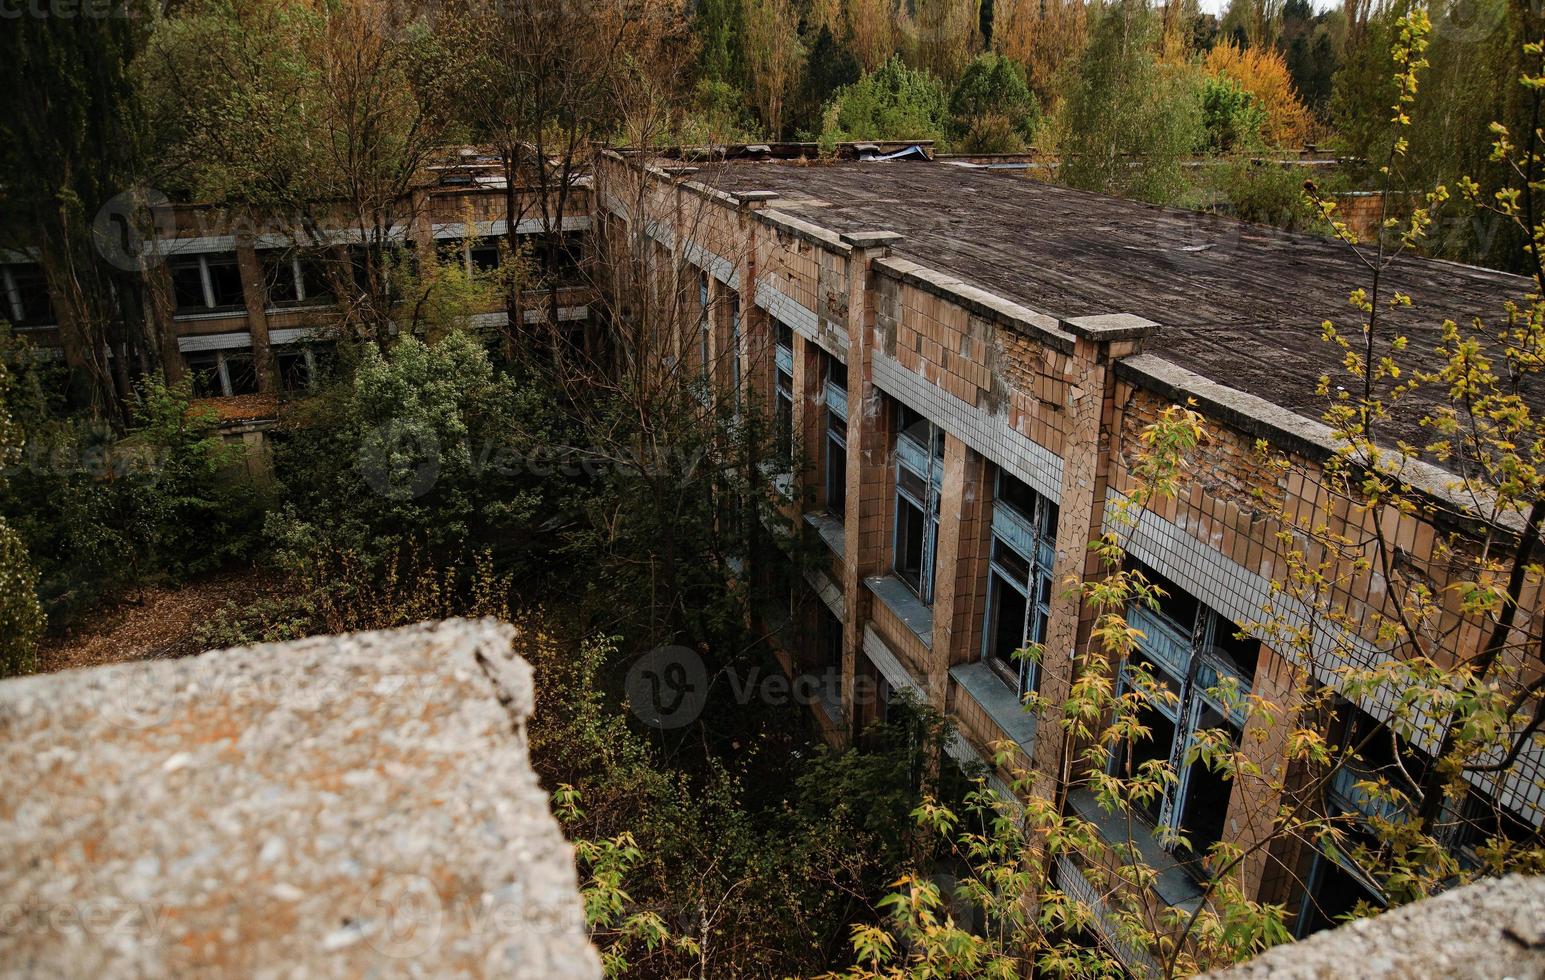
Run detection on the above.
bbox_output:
[169,257,209,313]
[892,402,943,603]
[2,264,55,326]
[729,295,742,397]
[698,273,711,380]
[222,352,258,395]
[183,352,223,398]
[205,254,245,309]
[775,321,795,462]
[533,232,583,285]
[300,257,333,302]
[982,470,1058,698]
[824,357,847,517]
[1114,562,1259,866]
[183,347,262,397]
[469,236,501,273]
[260,250,301,305]
[168,253,245,314]
[1292,702,1397,936]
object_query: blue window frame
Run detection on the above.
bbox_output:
[893,402,943,603]
[982,470,1057,698]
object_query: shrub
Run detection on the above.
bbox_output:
[820,56,950,148]
[948,52,1041,152]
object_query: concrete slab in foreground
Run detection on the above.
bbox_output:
[1202,873,1545,980]
[0,618,601,979]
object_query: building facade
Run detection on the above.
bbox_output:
[594,146,1545,960]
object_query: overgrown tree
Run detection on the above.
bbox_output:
[1057,0,1204,204]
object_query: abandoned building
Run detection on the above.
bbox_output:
[590,146,1545,963]
[5,143,1542,970]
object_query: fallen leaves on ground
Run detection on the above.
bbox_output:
[36,568,273,673]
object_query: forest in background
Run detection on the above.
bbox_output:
[680,0,1536,270]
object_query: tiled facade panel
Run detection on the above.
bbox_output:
[872,276,1065,502]
[1112,381,1545,821]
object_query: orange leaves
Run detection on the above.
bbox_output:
[1203,41,1314,149]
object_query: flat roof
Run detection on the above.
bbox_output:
[710,159,1537,453]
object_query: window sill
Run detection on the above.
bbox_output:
[1065,786,1206,911]
[866,575,933,649]
[804,511,845,559]
[949,661,1037,755]
[172,308,247,322]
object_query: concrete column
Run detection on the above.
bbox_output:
[923,437,967,709]
[930,444,992,707]
[793,332,823,507]
[836,230,904,741]
[1031,313,1156,805]
[234,235,275,394]
[410,189,434,254]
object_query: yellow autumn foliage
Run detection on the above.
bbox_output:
[1204,41,1314,148]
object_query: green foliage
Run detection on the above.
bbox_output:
[1200,74,1268,152]
[0,519,44,678]
[948,52,1041,153]
[820,56,951,148]
[1056,0,1205,204]
[0,330,43,677]
[265,331,545,564]
[1210,159,1323,230]
[2,338,261,624]
[674,79,767,145]
[695,0,748,90]
[791,26,863,139]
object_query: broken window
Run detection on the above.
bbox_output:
[469,235,501,273]
[168,256,209,313]
[824,356,847,518]
[205,254,245,309]
[168,253,245,314]
[260,250,301,305]
[892,401,943,603]
[183,351,223,398]
[699,273,711,380]
[983,470,1057,698]
[1,263,54,326]
[775,321,795,463]
[1113,561,1259,868]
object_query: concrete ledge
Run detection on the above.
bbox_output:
[839,230,904,249]
[873,256,1075,353]
[1115,352,1526,535]
[1203,874,1545,979]
[1062,312,1161,342]
[0,619,601,979]
[948,661,1037,753]
[755,208,854,255]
